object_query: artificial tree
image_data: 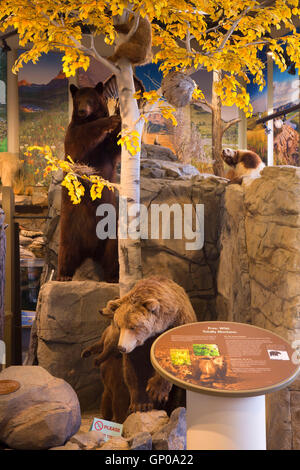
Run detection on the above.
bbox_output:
[1,0,299,292]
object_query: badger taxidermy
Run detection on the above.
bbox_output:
[221,148,265,186]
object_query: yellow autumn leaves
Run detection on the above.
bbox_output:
[117,89,178,156]
[28,145,115,205]
[118,130,141,156]
[61,173,86,205]
[2,0,300,116]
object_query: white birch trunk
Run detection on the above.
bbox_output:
[116,58,143,296]
[212,70,224,177]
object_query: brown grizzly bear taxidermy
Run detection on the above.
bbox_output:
[108,15,152,65]
[57,81,121,282]
[221,148,265,186]
[82,276,197,420]
[82,321,129,423]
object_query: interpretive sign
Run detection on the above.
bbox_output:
[151,321,300,397]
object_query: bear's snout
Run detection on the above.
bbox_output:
[78,108,89,118]
[222,148,234,157]
[118,328,137,354]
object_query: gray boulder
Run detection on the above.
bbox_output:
[69,430,106,450]
[122,410,169,438]
[141,159,200,180]
[0,366,81,450]
[129,432,153,450]
[141,143,177,162]
[34,281,119,410]
[152,407,186,450]
[98,436,130,450]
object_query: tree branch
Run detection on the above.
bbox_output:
[192,98,214,111]
[215,5,253,53]
[186,21,192,53]
[86,34,119,74]
[222,118,241,136]
[124,13,140,43]
[26,1,119,75]
[52,38,119,75]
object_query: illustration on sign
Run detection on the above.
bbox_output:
[193,344,219,357]
[170,349,191,365]
[267,350,289,360]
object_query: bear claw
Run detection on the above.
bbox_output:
[129,402,153,414]
[81,350,91,359]
[56,275,73,281]
[107,115,121,133]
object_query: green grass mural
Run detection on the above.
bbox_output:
[18,50,69,187]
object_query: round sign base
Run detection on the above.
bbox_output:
[0,380,21,395]
[186,390,266,450]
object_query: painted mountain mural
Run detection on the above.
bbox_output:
[18,51,69,188]
[273,64,299,166]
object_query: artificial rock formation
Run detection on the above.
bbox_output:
[141,175,226,319]
[152,407,187,450]
[0,366,80,450]
[28,170,226,412]
[48,408,186,451]
[122,410,169,438]
[30,281,118,409]
[41,161,226,318]
[141,143,178,162]
[218,166,300,340]
[141,159,200,179]
[28,145,300,449]
[19,229,46,259]
[217,166,300,450]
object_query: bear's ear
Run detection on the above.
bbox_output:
[95,82,104,95]
[143,299,160,315]
[102,298,121,318]
[70,84,78,97]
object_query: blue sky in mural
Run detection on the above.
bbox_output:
[18,51,64,84]
[246,48,268,115]
[247,72,268,114]
[273,64,299,110]
[273,29,299,111]
[135,63,163,91]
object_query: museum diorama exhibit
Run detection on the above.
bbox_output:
[0,0,300,451]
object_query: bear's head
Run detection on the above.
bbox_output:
[70,82,109,121]
[221,148,238,167]
[102,295,172,354]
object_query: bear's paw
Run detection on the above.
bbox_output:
[146,375,172,404]
[129,402,154,414]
